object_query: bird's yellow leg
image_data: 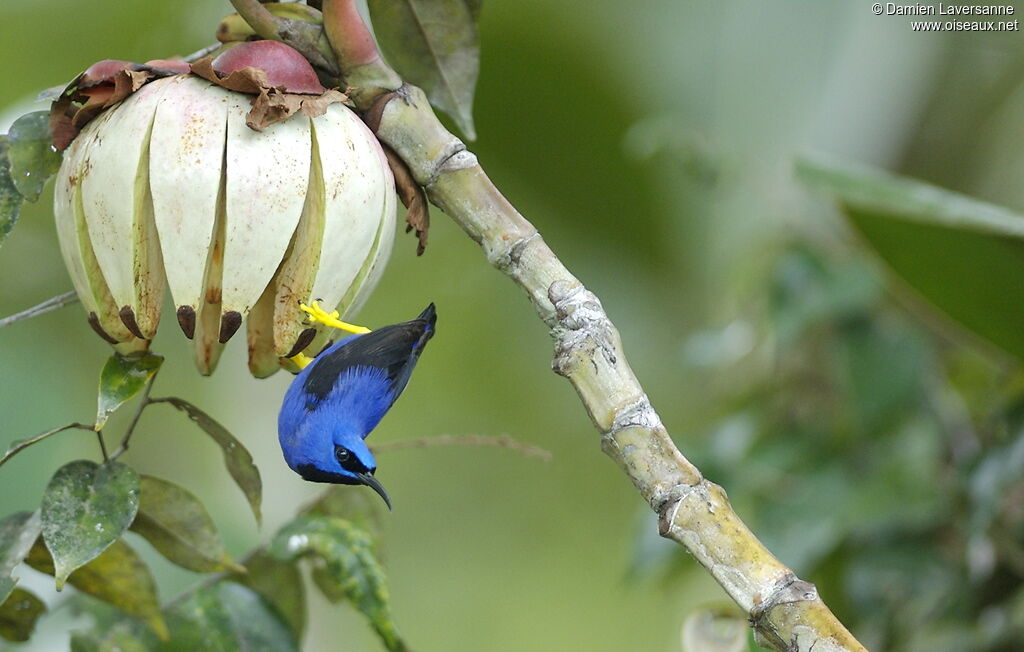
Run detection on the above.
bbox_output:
[289,352,315,370]
[299,300,372,334]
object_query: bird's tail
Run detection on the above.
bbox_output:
[416,303,437,329]
[412,303,436,354]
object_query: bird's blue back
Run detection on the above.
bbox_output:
[280,341,395,440]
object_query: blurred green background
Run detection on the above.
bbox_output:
[3,1,1024,650]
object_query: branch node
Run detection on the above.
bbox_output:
[656,480,708,535]
[369,85,467,186]
[750,575,821,650]
[549,283,604,329]
[547,280,584,310]
[549,282,616,376]
[493,232,540,272]
[754,576,818,616]
[609,396,659,433]
[421,145,473,188]
[364,90,401,133]
[438,149,478,174]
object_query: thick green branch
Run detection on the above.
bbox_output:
[318,3,866,650]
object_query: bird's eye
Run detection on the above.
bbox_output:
[335,448,351,464]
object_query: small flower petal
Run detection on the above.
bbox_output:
[150,76,228,336]
[271,105,395,357]
[221,92,311,329]
[79,79,169,339]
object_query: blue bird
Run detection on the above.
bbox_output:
[278,303,436,509]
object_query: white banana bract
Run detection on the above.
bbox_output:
[53,74,397,376]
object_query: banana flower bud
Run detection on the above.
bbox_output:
[51,41,396,376]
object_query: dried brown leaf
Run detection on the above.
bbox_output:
[49,63,174,150]
[246,89,304,130]
[49,96,80,152]
[112,70,153,100]
[49,55,348,148]
[383,145,429,255]
[191,57,348,132]
[189,57,269,95]
[298,89,348,118]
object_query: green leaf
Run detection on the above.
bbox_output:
[304,485,385,538]
[26,537,167,639]
[0,511,41,604]
[0,137,23,247]
[96,352,163,430]
[71,621,155,652]
[269,515,407,652]
[797,156,1024,360]
[6,111,62,201]
[229,550,306,640]
[70,582,298,650]
[163,582,297,651]
[0,588,46,642]
[368,0,480,139]
[40,460,140,589]
[130,475,242,574]
[156,398,262,525]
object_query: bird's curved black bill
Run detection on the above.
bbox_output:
[357,472,392,510]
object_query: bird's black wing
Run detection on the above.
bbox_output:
[302,304,436,404]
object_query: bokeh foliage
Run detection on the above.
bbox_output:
[2,1,1024,651]
[641,242,1024,650]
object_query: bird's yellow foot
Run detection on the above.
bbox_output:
[299,300,372,335]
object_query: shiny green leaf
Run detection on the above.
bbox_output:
[96,352,163,430]
[155,398,262,525]
[0,137,22,247]
[163,582,297,651]
[26,537,166,639]
[269,515,407,652]
[130,475,242,574]
[798,156,1024,360]
[229,550,306,640]
[0,588,46,642]
[0,511,41,604]
[6,111,62,201]
[40,460,140,589]
[368,0,480,139]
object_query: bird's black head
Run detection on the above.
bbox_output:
[295,439,391,509]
